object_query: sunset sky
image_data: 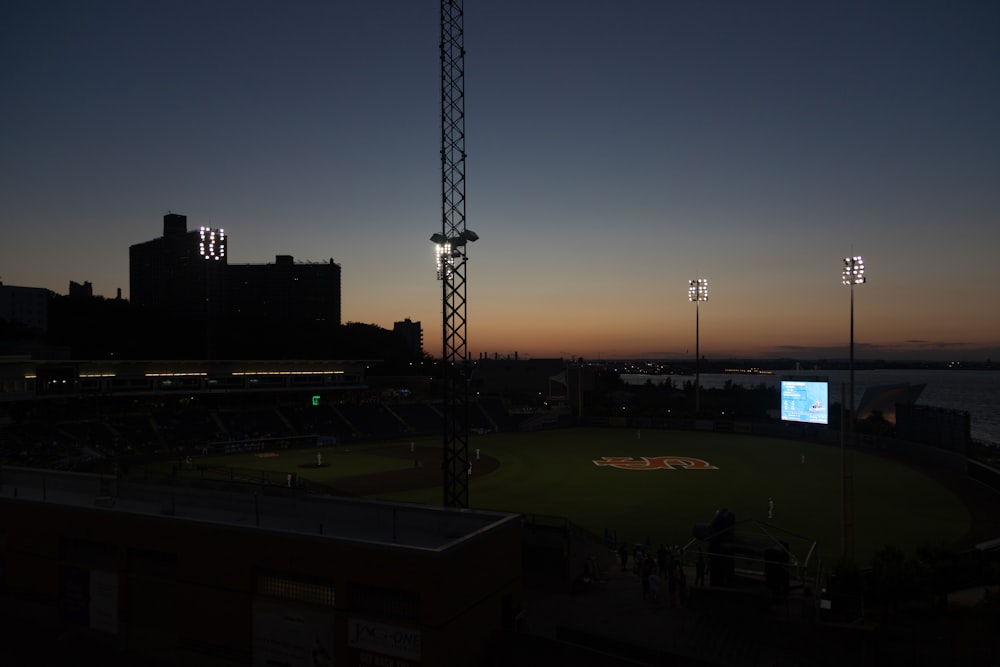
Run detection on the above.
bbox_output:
[2,1,999,361]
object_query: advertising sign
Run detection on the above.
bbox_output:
[348,617,421,666]
[252,598,335,667]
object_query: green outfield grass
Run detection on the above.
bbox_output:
[178,427,971,568]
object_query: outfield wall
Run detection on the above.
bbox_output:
[581,415,972,477]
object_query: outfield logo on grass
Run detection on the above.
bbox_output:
[593,456,717,470]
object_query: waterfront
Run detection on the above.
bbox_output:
[621,369,1000,446]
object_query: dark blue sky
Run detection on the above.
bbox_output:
[3,1,998,359]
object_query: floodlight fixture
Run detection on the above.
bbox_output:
[842,255,865,286]
[430,230,479,247]
[199,226,227,261]
[688,278,708,302]
[431,229,479,280]
[434,243,453,280]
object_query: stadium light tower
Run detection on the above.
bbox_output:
[433,0,476,509]
[688,278,708,415]
[841,255,865,430]
[840,254,865,562]
[198,226,226,360]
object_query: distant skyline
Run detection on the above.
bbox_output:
[3,1,999,361]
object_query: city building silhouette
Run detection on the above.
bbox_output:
[128,214,341,359]
[0,281,49,334]
[393,318,423,357]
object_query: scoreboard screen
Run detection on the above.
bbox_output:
[781,379,829,425]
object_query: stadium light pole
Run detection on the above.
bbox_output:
[435,0,475,509]
[430,228,478,509]
[842,255,865,428]
[198,226,226,360]
[688,278,708,415]
[841,254,865,562]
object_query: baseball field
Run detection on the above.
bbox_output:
[173,427,979,568]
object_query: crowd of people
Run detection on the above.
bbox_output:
[618,542,708,607]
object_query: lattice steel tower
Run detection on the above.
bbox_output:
[432,0,477,508]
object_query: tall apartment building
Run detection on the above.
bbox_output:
[227,255,341,327]
[393,318,423,356]
[129,214,340,358]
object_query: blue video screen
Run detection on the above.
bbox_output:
[781,380,829,425]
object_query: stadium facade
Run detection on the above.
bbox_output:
[0,358,367,400]
[0,466,522,666]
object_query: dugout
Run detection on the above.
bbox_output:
[691,509,814,601]
[0,466,522,667]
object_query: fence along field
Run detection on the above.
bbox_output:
[171,427,971,568]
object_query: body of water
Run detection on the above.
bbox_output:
[621,369,1000,446]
